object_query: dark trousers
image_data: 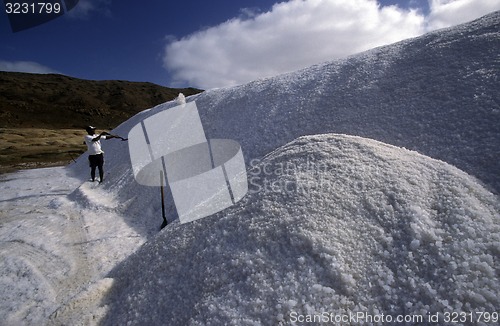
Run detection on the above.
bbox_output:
[88,153,104,182]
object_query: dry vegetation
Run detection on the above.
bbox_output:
[0,128,87,174]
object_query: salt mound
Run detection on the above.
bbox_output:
[101,134,499,325]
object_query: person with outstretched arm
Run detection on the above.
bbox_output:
[83,126,127,183]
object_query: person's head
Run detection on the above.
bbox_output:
[86,126,96,135]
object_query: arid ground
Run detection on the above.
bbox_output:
[0,128,87,174]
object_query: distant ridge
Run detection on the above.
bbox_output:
[0,72,203,129]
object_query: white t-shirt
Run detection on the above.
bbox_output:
[84,134,107,155]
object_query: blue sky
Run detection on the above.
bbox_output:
[1,0,498,89]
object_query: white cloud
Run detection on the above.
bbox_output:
[426,0,500,30]
[0,60,61,74]
[163,0,499,89]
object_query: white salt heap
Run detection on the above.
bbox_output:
[100,134,500,325]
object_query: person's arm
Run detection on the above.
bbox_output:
[91,132,109,142]
[103,132,128,141]
[92,131,127,141]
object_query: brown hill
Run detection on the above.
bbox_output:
[0,71,203,129]
[0,71,203,174]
